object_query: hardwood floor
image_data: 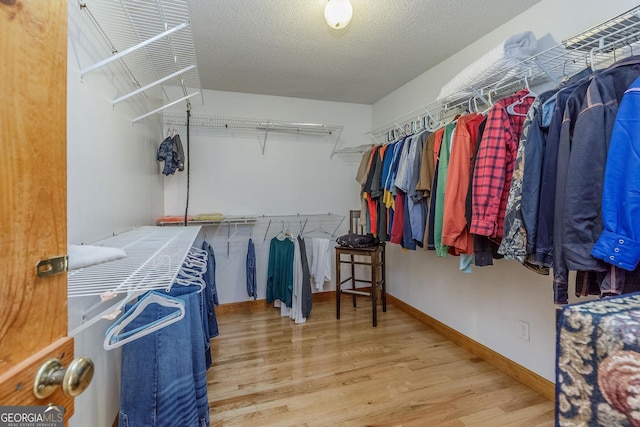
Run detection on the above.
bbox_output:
[207,298,554,426]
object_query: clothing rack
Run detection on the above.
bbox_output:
[67,226,201,336]
[163,112,344,157]
[368,5,640,143]
[157,213,346,256]
[255,213,346,242]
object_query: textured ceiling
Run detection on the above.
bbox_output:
[187,0,542,104]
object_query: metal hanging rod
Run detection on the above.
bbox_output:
[80,22,189,77]
[113,65,196,105]
[132,92,200,123]
[163,113,342,134]
[79,1,141,90]
[163,112,344,157]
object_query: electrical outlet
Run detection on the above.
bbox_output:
[518,320,530,342]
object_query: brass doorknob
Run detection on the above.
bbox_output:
[33,357,94,399]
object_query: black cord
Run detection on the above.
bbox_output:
[184,109,191,226]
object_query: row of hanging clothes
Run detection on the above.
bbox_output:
[359,53,640,305]
[107,242,219,427]
[263,222,333,324]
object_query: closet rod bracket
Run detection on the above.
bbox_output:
[36,255,68,278]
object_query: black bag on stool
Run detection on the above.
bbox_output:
[336,233,378,248]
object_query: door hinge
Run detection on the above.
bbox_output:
[36,255,68,278]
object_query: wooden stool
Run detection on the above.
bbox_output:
[335,211,386,327]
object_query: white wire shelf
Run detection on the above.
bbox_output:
[156,213,346,257]
[77,0,201,117]
[164,112,342,135]
[368,5,640,144]
[158,213,345,236]
[163,112,345,157]
[67,226,201,298]
[332,144,374,156]
[156,216,258,226]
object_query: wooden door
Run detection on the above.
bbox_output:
[0,0,74,423]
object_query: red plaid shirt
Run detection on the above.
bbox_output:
[471,90,534,239]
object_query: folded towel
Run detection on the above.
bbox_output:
[156,215,193,225]
[193,213,225,221]
[437,31,538,103]
[68,244,127,270]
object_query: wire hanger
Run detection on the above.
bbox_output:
[227,223,239,242]
[103,291,185,350]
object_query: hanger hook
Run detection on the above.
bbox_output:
[562,59,570,79]
[588,48,597,72]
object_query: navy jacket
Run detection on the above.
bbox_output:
[562,57,640,271]
[592,76,640,271]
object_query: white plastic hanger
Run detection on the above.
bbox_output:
[103,291,185,350]
[506,76,536,116]
[227,224,239,242]
[479,91,494,115]
[423,107,440,132]
[174,266,206,292]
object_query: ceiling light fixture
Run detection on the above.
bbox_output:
[324,0,353,30]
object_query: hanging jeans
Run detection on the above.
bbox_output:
[246,238,257,300]
[119,286,209,427]
[168,285,210,427]
[201,241,219,339]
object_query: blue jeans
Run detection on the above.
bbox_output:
[246,239,257,300]
[167,285,210,427]
[119,287,209,427]
[201,241,219,339]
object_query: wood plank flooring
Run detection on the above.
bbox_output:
[207,299,554,426]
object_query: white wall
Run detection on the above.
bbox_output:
[67,3,164,426]
[372,0,640,383]
[162,89,372,304]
